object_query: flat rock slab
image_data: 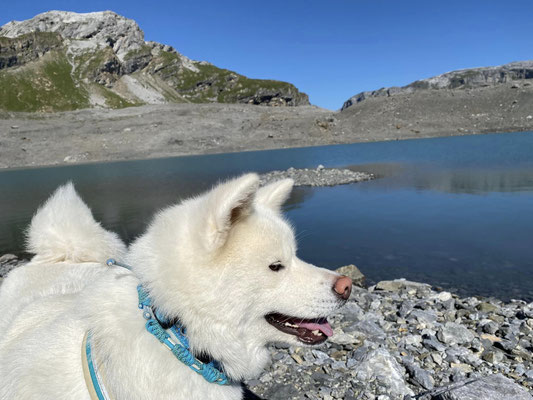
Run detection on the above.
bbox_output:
[432,374,533,400]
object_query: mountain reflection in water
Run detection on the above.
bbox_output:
[358,163,533,194]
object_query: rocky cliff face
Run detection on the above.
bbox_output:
[342,61,533,110]
[0,11,309,112]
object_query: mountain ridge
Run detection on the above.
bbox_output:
[342,60,533,110]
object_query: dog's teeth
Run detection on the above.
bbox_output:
[284,322,298,328]
[312,330,320,335]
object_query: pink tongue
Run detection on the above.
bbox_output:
[298,321,333,337]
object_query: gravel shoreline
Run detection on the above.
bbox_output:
[1,98,532,170]
[2,257,531,399]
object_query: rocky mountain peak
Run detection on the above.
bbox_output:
[0,10,309,111]
[0,10,144,60]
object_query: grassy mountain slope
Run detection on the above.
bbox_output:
[0,11,309,112]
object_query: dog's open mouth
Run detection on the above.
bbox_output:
[265,313,333,344]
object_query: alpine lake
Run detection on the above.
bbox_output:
[1,131,532,301]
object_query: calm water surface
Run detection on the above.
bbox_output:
[1,132,533,301]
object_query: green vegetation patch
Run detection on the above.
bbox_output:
[73,47,116,81]
[93,84,138,109]
[0,31,63,48]
[172,63,300,104]
[123,44,152,61]
[0,50,89,112]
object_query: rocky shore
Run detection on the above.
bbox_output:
[259,166,374,187]
[246,269,533,399]
[2,256,531,399]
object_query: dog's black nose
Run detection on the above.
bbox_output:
[333,276,352,300]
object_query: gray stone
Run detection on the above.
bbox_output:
[339,301,364,320]
[399,301,414,318]
[403,361,435,390]
[311,349,329,363]
[346,357,358,369]
[310,371,330,383]
[482,321,499,334]
[350,345,373,362]
[331,360,346,371]
[375,279,431,294]
[437,322,475,345]
[481,350,505,364]
[410,309,439,324]
[348,318,386,339]
[445,346,472,363]
[263,383,301,399]
[470,337,483,353]
[514,364,526,376]
[432,374,533,400]
[494,338,518,353]
[477,302,500,313]
[334,264,366,287]
[524,370,533,381]
[329,329,359,345]
[353,348,414,397]
[423,336,447,352]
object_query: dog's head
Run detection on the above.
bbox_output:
[128,173,351,378]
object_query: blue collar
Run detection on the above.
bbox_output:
[106,258,231,386]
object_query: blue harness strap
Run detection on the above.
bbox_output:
[82,331,112,400]
[137,285,231,385]
[105,258,231,386]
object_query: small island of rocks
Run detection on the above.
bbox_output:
[259,166,374,187]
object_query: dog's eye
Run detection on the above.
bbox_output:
[269,262,285,272]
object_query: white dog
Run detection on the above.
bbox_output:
[0,173,352,400]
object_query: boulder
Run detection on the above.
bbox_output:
[375,279,431,295]
[437,322,475,346]
[335,264,365,287]
[353,348,414,398]
[432,374,533,400]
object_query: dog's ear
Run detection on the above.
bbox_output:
[255,178,294,212]
[204,173,259,251]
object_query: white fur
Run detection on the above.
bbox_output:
[0,175,345,399]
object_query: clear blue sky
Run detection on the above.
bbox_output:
[2,1,532,110]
